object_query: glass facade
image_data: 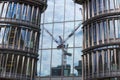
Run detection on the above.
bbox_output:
[83,0,120,21]
[80,0,120,80]
[0,0,47,80]
[37,0,83,79]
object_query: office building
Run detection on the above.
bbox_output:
[0,0,47,80]
[37,0,83,80]
[75,0,120,80]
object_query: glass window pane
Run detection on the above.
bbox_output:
[74,48,82,76]
[20,28,26,49]
[75,22,83,47]
[0,3,3,17]
[1,2,8,18]
[65,0,74,21]
[22,5,27,20]
[0,27,5,44]
[16,3,21,19]
[12,3,17,18]
[32,7,37,23]
[53,23,63,48]
[51,49,62,76]
[3,26,10,45]
[26,5,32,21]
[41,50,51,76]
[109,20,114,39]
[25,30,31,48]
[110,0,114,10]
[42,24,52,49]
[44,1,54,23]
[14,27,21,48]
[54,0,64,22]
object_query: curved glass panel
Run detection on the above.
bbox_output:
[12,3,17,18]
[0,27,5,44]
[22,5,27,20]
[1,2,8,18]
[16,3,21,19]
[20,28,26,49]
[6,3,12,18]
[3,26,10,46]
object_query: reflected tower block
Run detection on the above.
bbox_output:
[0,0,47,80]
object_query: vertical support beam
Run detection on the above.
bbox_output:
[31,59,34,80]
[9,54,14,77]
[92,52,94,77]
[102,50,104,76]
[91,0,94,17]
[26,57,30,76]
[91,23,94,46]
[102,21,105,44]
[106,19,109,43]
[82,55,84,80]
[87,53,90,77]
[101,0,104,14]
[96,51,99,76]
[114,49,117,71]
[96,0,99,15]
[84,55,86,80]
[21,56,25,78]
[84,27,86,49]
[87,25,90,47]
[87,0,90,19]
[15,55,20,77]
[108,49,110,74]
[4,54,8,77]
[96,23,99,45]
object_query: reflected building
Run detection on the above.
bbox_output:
[75,60,82,76]
[75,0,120,80]
[51,64,71,76]
[0,0,47,80]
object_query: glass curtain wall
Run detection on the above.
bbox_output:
[38,0,83,78]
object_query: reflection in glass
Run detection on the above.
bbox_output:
[103,21,107,40]
[9,27,15,45]
[22,5,27,20]
[14,27,21,48]
[6,3,12,18]
[0,3,3,17]
[1,2,8,18]
[26,5,32,22]
[3,27,10,45]
[12,4,17,18]
[20,28,26,49]
[32,7,37,23]
[0,27,5,44]
[93,0,97,15]
[110,0,114,10]
[109,20,114,39]
[16,3,21,19]
[26,30,31,48]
